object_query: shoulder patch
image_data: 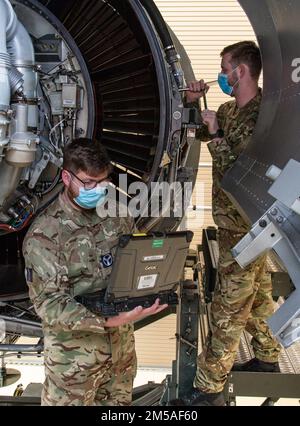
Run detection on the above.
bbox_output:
[100,253,113,268]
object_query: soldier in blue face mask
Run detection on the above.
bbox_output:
[217,65,240,96]
[66,168,109,209]
[179,41,281,407]
[23,138,168,406]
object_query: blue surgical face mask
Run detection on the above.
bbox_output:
[74,186,108,209]
[218,67,239,96]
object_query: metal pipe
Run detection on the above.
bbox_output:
[0,112,10,160]
[8,66,24,95]
[0,315,42,338]
[0,1,39,216]
[0,344,43,352]
[139,0,185,88]
[7,21,37,100]
[7,19,38,128]
[0,315,42,328]
[178,79,218,92]
[12,103,28,134]
[1,0,18,41]
[0,0,17,109]
[0,161,22,208]
[139,0,173,52]
[202,91,208,109]
[0,1,38,129]
[0,55,10,110]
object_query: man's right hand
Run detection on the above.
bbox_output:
[104,298,168,328]
[186,79,209,103]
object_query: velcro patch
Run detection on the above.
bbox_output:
[100,253,113,268]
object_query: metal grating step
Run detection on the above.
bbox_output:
[237,319,300,374]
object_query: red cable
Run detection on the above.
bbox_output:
[0,214,33,233]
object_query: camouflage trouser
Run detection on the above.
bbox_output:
[194,228,281,393]
[41,323,137,406]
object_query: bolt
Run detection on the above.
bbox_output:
[173,111,182,120]
[270,208,278,216]
[276,216,283,223]
[259,219,267,228]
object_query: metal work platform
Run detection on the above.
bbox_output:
[200,227,300,406]
[224,330,300,405]
[236,310,300,375]
[1,240,300,406]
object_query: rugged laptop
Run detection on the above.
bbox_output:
[76,230,193,316]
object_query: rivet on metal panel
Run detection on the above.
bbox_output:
[270,208,278,216]
[259,219,267,228]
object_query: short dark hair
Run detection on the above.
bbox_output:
[221,41,262,80]
[63,138,111,176]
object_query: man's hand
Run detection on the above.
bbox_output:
[186,79,208,103]
[104,298,168,328]
[201,109,219,135]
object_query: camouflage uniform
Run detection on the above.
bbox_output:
[194,90,281,393]
[23,192,137,405]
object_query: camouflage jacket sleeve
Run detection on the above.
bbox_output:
[207,101,257,176]
[23,225,106,334]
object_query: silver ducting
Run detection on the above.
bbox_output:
[0,0,37,102]
[8,66,24,95]
[0,0,16,110]
[0,53,11,111]
[7,20,38,128]
[6,103,38,167]
[0,162,22,211]
[7,17,35,69]
[0,0,38,210]
[0,113,10,159]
